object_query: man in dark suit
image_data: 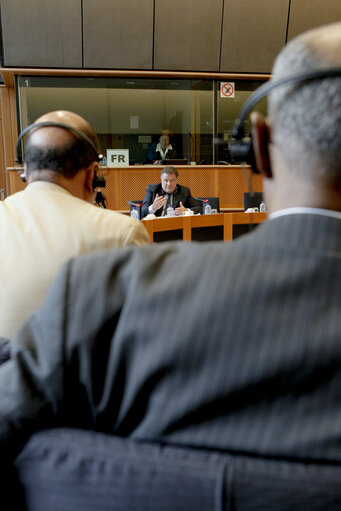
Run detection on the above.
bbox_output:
[2,22,341,463]
[141,166,202,217]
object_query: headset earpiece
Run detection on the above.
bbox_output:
[229,137,257,172]
[229,67,341,173]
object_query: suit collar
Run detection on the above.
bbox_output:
[259,213,341,253]
[269,207,341,222]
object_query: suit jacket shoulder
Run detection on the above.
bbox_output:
[148,183,163,194]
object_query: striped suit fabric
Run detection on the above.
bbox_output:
[1,212,341,463]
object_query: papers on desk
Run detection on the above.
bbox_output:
[245,207,259,213]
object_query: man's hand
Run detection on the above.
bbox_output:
[152,193,166,212]
[175,201,187,216]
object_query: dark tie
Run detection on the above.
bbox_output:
[162,194,170,216]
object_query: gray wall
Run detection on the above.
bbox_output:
[0,0,82,68]
[83,0,154,69]
[154,0,223,72]
[1,0,341,72]
[221,0,289,73]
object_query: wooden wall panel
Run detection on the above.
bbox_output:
[287,0,341,41]
[154,0,223,71]
[104,165,263,210]
[83,0,154,69]
[6,168,26,197]
[6,166,263,211]
[0,0,82,68]
[0,89,5,195]
[0,85,17,195]
[221,0,289,73]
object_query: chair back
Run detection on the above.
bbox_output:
[196,197,220,213]
[244,192,263,210]
[13,428,341,511]
[127,200,143,220]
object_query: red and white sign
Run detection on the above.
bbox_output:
[220,82,235,98]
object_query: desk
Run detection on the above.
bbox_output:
[142,212,267,242]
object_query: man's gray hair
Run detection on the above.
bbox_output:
[269,26,341,184]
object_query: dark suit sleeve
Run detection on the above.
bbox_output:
[0,250,132,461]
[142,184,155,217]
[0,337,10,365]
[0,263,70,460]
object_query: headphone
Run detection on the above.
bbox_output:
[229,67,341,172]
[16,121,106,189]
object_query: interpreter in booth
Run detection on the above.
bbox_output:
[145,131,177,164]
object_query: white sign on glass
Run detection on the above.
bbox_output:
[106,149,129,166]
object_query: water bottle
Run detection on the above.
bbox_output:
[167,205,175,217]
[204,201,212,215]
[130,208,139,220]
[259,201,267,213]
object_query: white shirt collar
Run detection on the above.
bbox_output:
[156,143,173,159]
[269,207,341,222]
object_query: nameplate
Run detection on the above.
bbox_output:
[106,149,129,166]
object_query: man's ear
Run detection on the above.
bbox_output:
[250,112,272,178]
[84,162,98,193]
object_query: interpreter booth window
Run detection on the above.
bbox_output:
[16,76,267,165]
[215,80,268,164]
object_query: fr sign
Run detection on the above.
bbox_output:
[106,149,129,166]
[220,82,235,98]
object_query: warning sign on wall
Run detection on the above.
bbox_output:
[220,82,235,98]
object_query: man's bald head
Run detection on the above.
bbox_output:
[24,110,101,178]
[269,22,341,186]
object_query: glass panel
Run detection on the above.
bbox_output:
[216,80,268,164]
[16,76,214,165]
[16,76,267,166]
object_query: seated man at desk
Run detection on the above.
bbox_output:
[142,166,202,217]
[145,131,176,164]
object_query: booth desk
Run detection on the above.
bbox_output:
[142,212,267,243]
[6,165,263,212]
